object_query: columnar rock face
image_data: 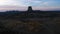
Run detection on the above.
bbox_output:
[28,6,33,12]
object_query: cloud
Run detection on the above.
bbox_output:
[27,1,42,6]
[31,1,42,3]
[43,2,48,5]
[0,0,60,7]
[0,0,18,6]
[0,0,60,9]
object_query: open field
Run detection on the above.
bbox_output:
[0,11,59,34]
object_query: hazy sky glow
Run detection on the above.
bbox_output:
[0,0,60,11]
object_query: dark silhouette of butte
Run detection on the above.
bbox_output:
[27,6,33,12]
[27,6,40,12]
[26,6,40,15]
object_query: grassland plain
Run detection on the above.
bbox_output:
[0,11,59,34]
